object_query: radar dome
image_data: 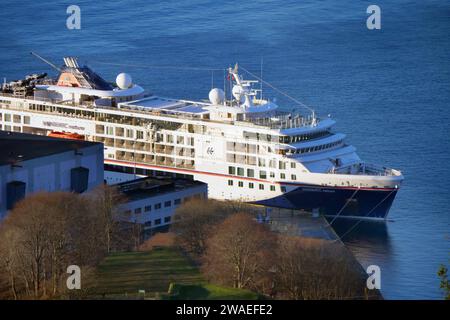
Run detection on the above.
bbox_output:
[208,88,225,105]
[116,73,133,89]
[232,85,245,103]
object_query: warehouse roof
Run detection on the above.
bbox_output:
[0,130,101,166]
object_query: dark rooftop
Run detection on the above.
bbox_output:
[115,176,206,201]
[0,130,101,166]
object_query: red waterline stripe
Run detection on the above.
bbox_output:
[104,159,397,192]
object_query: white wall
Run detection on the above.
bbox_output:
[0,143,104,219]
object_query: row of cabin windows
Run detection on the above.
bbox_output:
[279,130,330,144]
[0,113,30,124]
[291,140,343,154]
[228,180,288,192]
[98,125,195,146]
[228,166,297,180]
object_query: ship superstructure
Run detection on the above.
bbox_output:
[0,55,404,219]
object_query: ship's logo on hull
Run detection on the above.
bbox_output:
[206,147,214,155]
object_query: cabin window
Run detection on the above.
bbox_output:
[4,114,11,122]
[270,185,276,191]
[281,186,287,192]
[249,183,254,189]
[259,171,267,179]
[228,180,233,186]
[291,162,296,169]
[136,130,144,140]
[259,184,264,190]
[291,174,297,180]
[228,166,236,175]
[247,169,254,178]
[237,168,244,176]
[238,181,244,187]
[23,116,30,124]
[280,173,286,179]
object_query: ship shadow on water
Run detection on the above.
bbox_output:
[326,218,394,268]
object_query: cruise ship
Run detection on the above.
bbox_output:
[0,55,404,219]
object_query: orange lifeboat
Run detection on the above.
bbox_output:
[48,131,85,140]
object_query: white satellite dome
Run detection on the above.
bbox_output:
[232,85,245,103]
[208,88,225,105]
[116,73,133,89]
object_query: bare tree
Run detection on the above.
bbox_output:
[171,199,236,257]
[0,190,122,299]
[89,184,127,253]
[202,213,276,290]
[274,236,370,300]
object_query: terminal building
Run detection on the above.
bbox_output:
[0,131,104,218]
[116,176,207,231]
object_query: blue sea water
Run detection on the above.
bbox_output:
[0,0,449,299]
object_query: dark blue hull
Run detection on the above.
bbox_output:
[255,185,398,219]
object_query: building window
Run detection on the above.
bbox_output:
[124,210,131,215]
[164,216,171,223]
[270,185,276,191]
[228,180,233,186]
[144,221,152,227]
[174,198,181,205]
[259,184,264,190]
[155,203,162,210]
[144,205,152,212]
[134,208,142,214]
[237,167,244,176]
[154,219,161,225]
[249,182,254,189]
[291,174,297,180]
[238,181,244,187]
[164,201,171,207]
[259,171,267,179]
[228,166,235,175]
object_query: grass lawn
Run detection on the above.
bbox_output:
[167,283,261,300]
[89,247,260,300]
[90,247,203,299]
